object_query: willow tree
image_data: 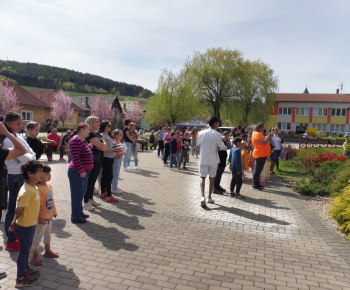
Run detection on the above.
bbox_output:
[185,48,243,121]
[221,59,278,126]
[145,69,207,126]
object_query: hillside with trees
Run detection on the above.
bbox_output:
[0,60,152,98]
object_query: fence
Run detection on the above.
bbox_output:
[298,136,340,149]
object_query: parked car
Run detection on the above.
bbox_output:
[295,126,306,134]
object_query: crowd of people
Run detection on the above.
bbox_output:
[0,111,284,287]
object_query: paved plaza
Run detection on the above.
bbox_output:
[1,150,350,290]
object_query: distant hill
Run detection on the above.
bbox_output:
[0,60,152,98]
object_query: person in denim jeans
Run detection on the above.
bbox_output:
[2,112,36,252]
[112,129,126,193]
[122,120,137,172]
[68,123,93,223]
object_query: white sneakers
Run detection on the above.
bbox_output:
[170,168,176,172]
[89,199,101,206]
[201,196,214,207]
[83,203,95,211]
[124,166,131,172]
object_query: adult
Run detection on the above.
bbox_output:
[100,121,120,202]
[0,121,26,280]
[2,112,36,251]
[214,131,231,194]
[123,119,137,172]
[155,125,165,157]
[251,122,273,190]
[46,118,56,134]
[84,116,107,211]
[197,117,227,207]
[191,127,199,159]
[163,127,171,166]
[129,123,139,169]
[46,128,65,161]
[61,130,71,151]
[270,127,282,174]
[68,123,93,223]
[149,130,157,150]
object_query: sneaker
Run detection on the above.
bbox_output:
[170,168,176,171]
[213,188,223,195]
[116,188,122,193]
[89,199,101,206]
[71,218,87,224]
[93,188,99,194]
[230,192,235,197]
[100,192,108,198]
[0,271,7,279]
[135,166,138,170]
[235,193,245,199]
[83,203,95,211]
[163,164,169,167]
[201,196,206,207]
[106,196,119,202]
[5,239,20,252]
[270,171,275,174]
[207,197,214,203]
[15,275,38,287]
[251,185,264,190]
[218,186,226,193]
[59,157,66,161]
[124,167,131,172]
[261,180,268,185]
[25,267,40,278]
[183,167,187,170]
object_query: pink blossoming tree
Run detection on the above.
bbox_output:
[51,89,74,132]
[0,81,20,115]
[90,97,116,121]
[121,101,143,124]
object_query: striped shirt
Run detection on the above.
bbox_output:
[69,135,93,174]
[197,129,227,165]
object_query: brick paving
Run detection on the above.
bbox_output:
[1,150,350,289]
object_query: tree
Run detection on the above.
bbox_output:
[185,48,243,121]
[51,89,74,132]
[222,60,278,126]
[121,101,143,124]
[0,81,20,115]
[90,96,116,122]
[145,69,207,126]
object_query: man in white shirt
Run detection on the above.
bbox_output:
[197,117,227,207]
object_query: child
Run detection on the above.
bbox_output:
[229,137,245,199]
[10,160,43,287]
[30,165,58,266]
[169,132,177,171]
[112,129,126,194]
[260,157,271,185]
[24,122,44,161]
[149,130,157,150]
[343,136,350,157]
[241,134,250,180]
[178,132,191,169]
[175,130,182,168]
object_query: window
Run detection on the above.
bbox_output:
[313,108,327,116]
[277,122,291,131]
[331,108,346,117]
[296,108,310,116]
[312,123,327,132]
[21,110,33,121]
[330,124,345,133]
[278,107,292,115]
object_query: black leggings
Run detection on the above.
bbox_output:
[231,171,243,194]
[84,161,101,202]
[158,141,164,156]
[214,166,225,188]
[253,157,267,187]
[101,158,114,196]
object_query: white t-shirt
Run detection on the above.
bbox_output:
[197,129,227,165]
[271,134,282,150]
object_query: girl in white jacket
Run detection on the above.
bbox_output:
[2,112,36,251]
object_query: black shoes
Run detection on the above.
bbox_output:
[71,218,87,224]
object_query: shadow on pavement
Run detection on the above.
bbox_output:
[239,196,291,210]
[211,204,290,225]
[51,219,72,239]
[79,221,139,252]
[129,169,160,178]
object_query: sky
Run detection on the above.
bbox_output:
[0,0,349,94]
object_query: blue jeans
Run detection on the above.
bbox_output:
[68,168,91,222]
[131,144,138,167]
[112,157,122,190]
[123,142,132,167]
[176,152,180,164]
[16,225,36,278]
[170,154,175,168]
[5,174,25,243]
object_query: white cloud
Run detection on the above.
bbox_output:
[0,0,349,93]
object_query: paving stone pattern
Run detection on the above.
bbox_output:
[1,151,350,289]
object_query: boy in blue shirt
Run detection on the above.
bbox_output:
[169,132,177,171]
[229,137,245,198]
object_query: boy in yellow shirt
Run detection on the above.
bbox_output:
[10,160,43,287]
[31,165,58,266]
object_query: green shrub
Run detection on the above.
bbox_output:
[292,160,345,196]
[328,185,350,236]
[330,160,350,195]
[38,136,46,141]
